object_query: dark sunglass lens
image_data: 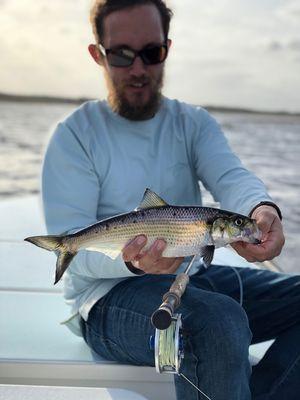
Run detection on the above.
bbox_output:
[107,48,135,67]
[142,46,167,65]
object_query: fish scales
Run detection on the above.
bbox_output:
[24,189,261,284]
[70,206,217,257]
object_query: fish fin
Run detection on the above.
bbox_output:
[86,246,121,260]
[24,235,63,251]
[25,235,76,284]
[200,245,215,268]
[136,188,169,210]
[55,251,77,284]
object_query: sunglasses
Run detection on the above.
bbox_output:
[98,43,168,67]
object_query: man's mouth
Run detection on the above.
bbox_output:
[131,82,145,88]
[127,80,150,90]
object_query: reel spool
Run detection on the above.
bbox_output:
[151,258,197,375]
[154,314,184,374]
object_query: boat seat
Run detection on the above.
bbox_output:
[0,385,148,400]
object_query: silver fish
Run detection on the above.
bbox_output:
[25,189,261,284]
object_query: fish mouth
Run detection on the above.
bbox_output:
[242,226,262,245]
[238,236,261,245]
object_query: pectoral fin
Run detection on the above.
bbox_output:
[200,245,215,268]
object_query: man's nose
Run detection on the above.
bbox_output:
[129,55,147,76]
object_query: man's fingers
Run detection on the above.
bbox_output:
[134,239,183,274]
[149,239,167,259]
[123,237,184,274]
[138,239,167,270]
[252,206,279,238]
[122,235,147,262]
[136,256,184,274]
[231,237,282,263]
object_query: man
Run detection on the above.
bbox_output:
[42,1,299,399]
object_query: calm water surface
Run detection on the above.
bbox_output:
[0,101,299,273]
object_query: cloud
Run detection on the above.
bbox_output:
[0,0,299,111]
[267,38,300,53]
[0,0,97,96]
[276,0,300,22]
[268,41,283,52]
[289,39,300,51]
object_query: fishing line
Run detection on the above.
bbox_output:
[156,320,177,371]
[229,259,284,307]
[203,260,244,306]
[228,266,244,306]
[155,316,182,374]
[179,373,212,400]
[155,316,212,400]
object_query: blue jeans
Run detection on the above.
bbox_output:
[80,266,300,399]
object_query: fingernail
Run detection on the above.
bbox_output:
[137,236,146,245]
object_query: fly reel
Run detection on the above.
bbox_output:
[154,314,184,374]
[149,255,213,400]
[151,257,197,374]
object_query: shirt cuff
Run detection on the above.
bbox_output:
[125,261,146,275]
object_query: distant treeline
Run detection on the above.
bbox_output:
[0,92,299,117]
[0,92,88,105]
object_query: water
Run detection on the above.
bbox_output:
[0,100,299,273]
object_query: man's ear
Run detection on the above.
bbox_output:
[88,44,103,65]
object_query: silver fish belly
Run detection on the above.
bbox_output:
[24,188,261,284]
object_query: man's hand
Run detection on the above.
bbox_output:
[231,205,285,263]
[122,235,184,274]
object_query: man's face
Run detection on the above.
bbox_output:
[99,4,169,120]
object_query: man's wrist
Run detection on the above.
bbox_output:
[249,201,282,220]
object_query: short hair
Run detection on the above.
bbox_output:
[90,0,173,44]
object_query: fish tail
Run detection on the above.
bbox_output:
[24,235,63,251]
[55,250,76,284]
[24,235,77,284]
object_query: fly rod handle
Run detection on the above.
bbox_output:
[151,273,190,330]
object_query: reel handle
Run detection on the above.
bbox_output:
[151,273,190,330]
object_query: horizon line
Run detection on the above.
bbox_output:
[0,92,299,117]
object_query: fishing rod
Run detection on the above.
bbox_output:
[150,255,197,376]
[150,255,212,399]
[151,254,197,330]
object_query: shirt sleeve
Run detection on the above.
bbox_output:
[192,109,273,215]
[42,122,138,280]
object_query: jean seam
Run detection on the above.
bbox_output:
[105,304,152,318]
[201,276,218,292]
[185,335,201,400]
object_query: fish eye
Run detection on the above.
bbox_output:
[234,218,243,227]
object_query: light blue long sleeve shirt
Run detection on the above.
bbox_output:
[42,97,272,321]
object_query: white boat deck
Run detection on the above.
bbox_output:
[0,196,272,400]
[0,385,146,400]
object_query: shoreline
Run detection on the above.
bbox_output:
[1,92,300,117]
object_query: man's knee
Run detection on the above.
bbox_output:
[180,290,252,359]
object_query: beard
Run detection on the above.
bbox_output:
[104,69,164,121]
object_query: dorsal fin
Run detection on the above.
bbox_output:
[136,188,169,210]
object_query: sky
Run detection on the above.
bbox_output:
[0,0,300,112]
